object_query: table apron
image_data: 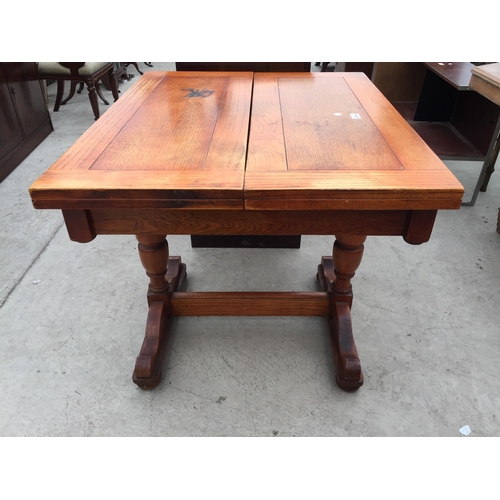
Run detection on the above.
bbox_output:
[62,208,437,245]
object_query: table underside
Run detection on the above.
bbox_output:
[61,206,437,392]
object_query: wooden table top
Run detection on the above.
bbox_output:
[470,63,500,107]
[30,71,463,211]
[424,62,474,90]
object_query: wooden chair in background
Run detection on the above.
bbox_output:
[37,62,119,120]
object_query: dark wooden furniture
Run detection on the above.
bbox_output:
[469,63,500,192]
[411,63,494,157]
[316,63,374,75]
[176,62,310,72]
[29,71,463,392]
[470,63,500,106]
[371,62,500,205]
[314,62,328,71]
[370,63,426,118]
[37,62,119,121]
[123,63,143,75]
[0,63,53,182]
[335,62,375,79]
[176,62,309,249]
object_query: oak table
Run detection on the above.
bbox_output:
[29,71,464,392]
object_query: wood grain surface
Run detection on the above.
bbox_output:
[247,75,403,171]
[245,73,464,210]
[170,292,329,317]
[424,62,473,90]
[30,72,253,209]
[89,208,410,236]
[470,63,500,106]
[30,71,464,212]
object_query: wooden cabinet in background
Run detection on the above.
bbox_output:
[339,62,500,205]
[175,62,311,72]
[0,62,53,182]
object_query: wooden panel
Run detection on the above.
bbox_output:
[423,62,473,90]
[248,74,403,171]
[470,63,500,106]
[203,76,253,171]
[451,91,500,156]
[170,292,329,316]
[246,77,287,172]
[0,67,24,160]
[246,73,464,210]
[6,62,50,138]
[335,63,374,79]
[190,235,301,248]
[90,208,410,235]
[30,171,244,209]
[91,75,230,170]
[345,74,456,171]
[30,71,464,214]
[1,119,52,183]
[244,171,463,210]
[1,63,53,182]
[50,72,165,171]
[175,62,311,72]
[392,102,417,121]
[91,74,251,172]
[414,69,459,122]
[372,62,427,102]
[29,72,253,209]
[409,122,484,159]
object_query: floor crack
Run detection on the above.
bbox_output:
[0,221,64,311]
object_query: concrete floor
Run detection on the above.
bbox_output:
[1,62,499,437]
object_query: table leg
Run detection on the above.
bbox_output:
[317,234,366,392]
[133,235,186,389]
[480,129,500,192]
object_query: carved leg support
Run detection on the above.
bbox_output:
[86,80,100,121]
[61,81,78,105]
[109,69,119,103]
[54,81,65,111]
[317,234,366,391]
[133,235,186,390]
[125,62,144,75]
[94,83,109,106]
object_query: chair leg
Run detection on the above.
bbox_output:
[61,81,79,105]
[109,68,119,102]
[54,80,65,111]
[94,82,109,105]
[77,82,84,94]
[126,62,143,75]
[85,80,100,120]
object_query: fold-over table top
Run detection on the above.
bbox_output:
[30,71,463,211]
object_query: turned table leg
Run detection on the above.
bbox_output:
[317,234,366,392]
[133,235,186,389]
[137,234,170,296]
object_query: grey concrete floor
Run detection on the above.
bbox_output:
[1,62,499,437]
